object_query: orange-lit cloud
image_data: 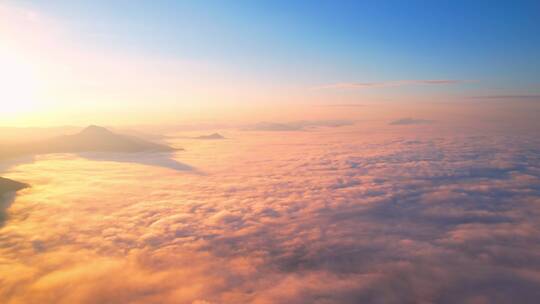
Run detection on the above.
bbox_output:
[2,122,540,303]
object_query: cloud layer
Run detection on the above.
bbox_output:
[1,124,540,303]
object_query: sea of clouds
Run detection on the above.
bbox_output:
[1,123,540,303]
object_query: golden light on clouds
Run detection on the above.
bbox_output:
[2,124,540,303]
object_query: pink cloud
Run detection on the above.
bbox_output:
[471,94,540,100]
[1,123,540,303]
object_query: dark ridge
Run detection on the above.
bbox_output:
[1,125,178,160]
[78,125,114,136]
[194,133,225,140]
[0,177,28,195]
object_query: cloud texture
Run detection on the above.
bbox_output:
[1,124,540,303]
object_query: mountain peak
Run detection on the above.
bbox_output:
[195,133,225,139]
[0,177,29,193]
[79,125,114,136]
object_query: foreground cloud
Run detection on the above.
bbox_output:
[1,125,539,303]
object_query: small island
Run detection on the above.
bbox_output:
[194,133,225,140]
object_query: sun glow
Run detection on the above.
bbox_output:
[0,48,42,116]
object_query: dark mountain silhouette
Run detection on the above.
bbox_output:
[0,177,29,226]
[194,133,225,140]
[0,177,28,197]
[0,125,177,160]
[0,125,193,173]
[41,125,176,153]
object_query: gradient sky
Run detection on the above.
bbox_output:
[1,0,539,125]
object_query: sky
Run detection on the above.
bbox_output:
[1,0,539,126]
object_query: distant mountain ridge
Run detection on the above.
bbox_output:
[0,125,177,160]
[44,125,176,153]
[194,133,225,140]
[0,126,182,222]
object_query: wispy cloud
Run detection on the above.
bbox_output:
[389,118,434,125]
[242,120,354,131]
[471,94,540,100]
[318,103,365,108]
[315,79,472,90]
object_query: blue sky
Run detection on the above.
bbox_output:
[3,0,539,124]
[17,0,539,89]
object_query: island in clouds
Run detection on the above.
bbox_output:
[0,125,177,160]
[0,125,178,196]
[193,133,225,140]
